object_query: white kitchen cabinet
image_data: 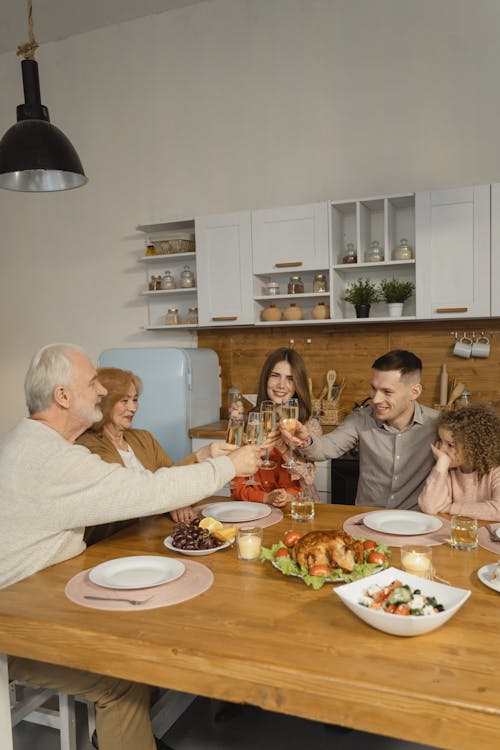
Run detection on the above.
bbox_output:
[195,211,254,327]
[415,185,491,319]
[330,193,417,321]
[490,183,500,317]
[137,220,198,330]
[251,202,329,274]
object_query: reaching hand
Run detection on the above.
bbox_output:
[170,506,197,523]
[279,419,309,447]
[265,488,289,507]
[195,441,237,462]
[229,444,262,476]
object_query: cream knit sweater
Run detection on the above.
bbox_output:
[0,419,235,587]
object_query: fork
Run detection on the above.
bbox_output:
[485,525,500,543]
[84,595,153,605]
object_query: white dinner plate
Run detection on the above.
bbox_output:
[163,535,232,556]
[202,501,271,523]
[477,563,500,593]
[362,510,442,536]
[89,555,185,589]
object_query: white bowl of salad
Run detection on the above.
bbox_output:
[334,566,471,637]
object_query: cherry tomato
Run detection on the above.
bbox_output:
[275,547,291,559]
[394,603,410,616]
[283,531,302,547]
[363,539,377,551]
[309,564,331,577]
[367,551,387,566]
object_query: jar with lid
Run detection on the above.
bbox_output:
[366,241,384,262]
[160,270,176,290]
[145,243,156,256]
[186,306,198,324]
[179,265,196,288]
[342,243,357,264]
[262,281,281,296]
[313,273,328,293]
[311,301,330,320]
[287,275,304,294]
[283,303,303,321]
[261,303,282,322]
[164,307,180,325]
[393,238,413,260]
[149,274,163,291]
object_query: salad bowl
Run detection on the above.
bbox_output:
[334,566,471,637]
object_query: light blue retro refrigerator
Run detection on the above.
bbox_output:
[98,347,220,463]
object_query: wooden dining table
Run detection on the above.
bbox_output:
[1,501,499,750]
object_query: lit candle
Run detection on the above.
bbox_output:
[236,528,262,560]
[402,549,432,578]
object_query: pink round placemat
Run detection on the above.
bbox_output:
[343,511,451,548]
[65,560,213,611]
[478,523,500,554]
[234,506,283,529]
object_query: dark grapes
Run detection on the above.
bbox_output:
[171,518,223,550]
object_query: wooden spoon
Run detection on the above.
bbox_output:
[308,378,314,400]
[447,381,466,406]
[326,369,337,401]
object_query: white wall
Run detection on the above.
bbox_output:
[1,0,499,436]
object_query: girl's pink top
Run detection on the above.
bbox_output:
[418,465,500,521]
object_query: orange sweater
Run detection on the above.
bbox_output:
[230,447,301,503]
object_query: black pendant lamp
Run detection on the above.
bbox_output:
[0,0,87,192]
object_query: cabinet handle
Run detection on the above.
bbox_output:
[435,307,468,313]
[212,316,238,321]
[274,261,303,268]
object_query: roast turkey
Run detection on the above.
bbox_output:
[292,530,364,573]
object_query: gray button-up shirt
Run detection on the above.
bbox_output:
[302,403,438,510]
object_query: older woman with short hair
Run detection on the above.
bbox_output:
[77,366,229,543]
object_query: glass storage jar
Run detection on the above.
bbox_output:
[165,308,180,325]
[313,273,328,293]
[149,274,163,291]
[366,241,384,262]
[342,243,357,264]
[145,243,156,256]
[160,270,176,290]
[393,238,413,260]
[179,265,196,288]
[262,281,281,295]
[186,306,198,324]
[287,275,304,294]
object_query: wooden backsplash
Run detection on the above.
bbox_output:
[198,318,500,417]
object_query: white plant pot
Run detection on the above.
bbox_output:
[387,302,404,318]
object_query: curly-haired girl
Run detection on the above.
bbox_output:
[418,404,500,520]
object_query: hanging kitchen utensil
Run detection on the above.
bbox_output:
[326,369,337,401]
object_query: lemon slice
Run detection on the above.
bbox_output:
[213,526,237,542]
[199,516,223,533]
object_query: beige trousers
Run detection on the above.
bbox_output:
[9,657,156,750]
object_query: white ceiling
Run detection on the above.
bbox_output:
[0,0,208,55]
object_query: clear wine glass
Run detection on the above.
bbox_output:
[226,416,243,446]
[281,397,299,470]
[244,412,264,485]
[260,400,277,470]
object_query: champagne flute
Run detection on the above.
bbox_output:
[226,416,243,446]
[244,412,264,485]
[260,400,277,469]
[281,397,299,470]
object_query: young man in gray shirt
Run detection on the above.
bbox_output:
[286,350,438,510]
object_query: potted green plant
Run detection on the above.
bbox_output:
[379,277,415,317]
[343,277,381,318]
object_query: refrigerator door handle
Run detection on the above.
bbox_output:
[187,367,193,391]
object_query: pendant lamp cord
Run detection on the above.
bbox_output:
[16,0,38,60]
